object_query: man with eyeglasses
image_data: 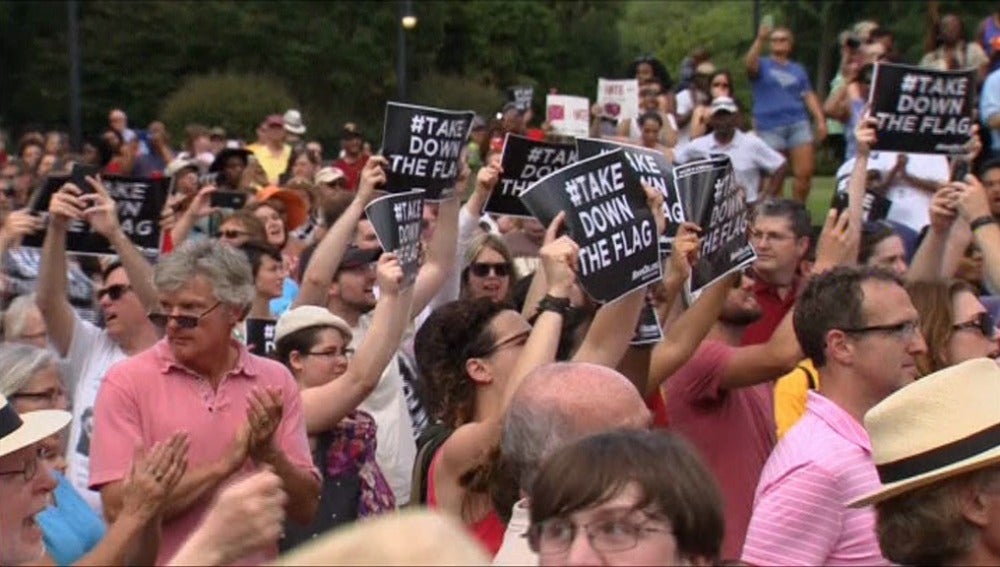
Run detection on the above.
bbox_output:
[35,177,161,513]
[89,239,319,565]
[742,266,927,566]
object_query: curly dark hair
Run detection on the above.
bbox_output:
[414,298,509,429]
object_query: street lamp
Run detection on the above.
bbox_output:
[396,0,416,101]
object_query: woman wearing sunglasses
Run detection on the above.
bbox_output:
[273,252,413,550]
[906,280,1000,377]
[527,429,723,566]
[462,234,517,304]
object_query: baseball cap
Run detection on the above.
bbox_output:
[339,245,382,270]
[709,96,738,116]
[315,166,346,185]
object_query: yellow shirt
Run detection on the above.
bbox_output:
[247,143,291,184]
[773,358,820,439]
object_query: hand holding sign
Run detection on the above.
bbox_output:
[82,176,123,238]
[855,115,878,158]
[540,213,580,298]
[475,156,502,196]
[0,209,43,249]
[642,183,666,238]
[49,183,88,226]
[358,156,388,207]
[812,208,859,274]
[667,222,702,284]
[928,185,959,234]
[952,176,992,223]
[375,252,406,295]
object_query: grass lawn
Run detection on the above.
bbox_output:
[804,176,836,225]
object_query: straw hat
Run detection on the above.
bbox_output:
[850,358,1000,507]
[0,393,71,458]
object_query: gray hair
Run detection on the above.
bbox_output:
[153,239,255,308]
[500,396,577,494]
[0,343,57,398]
[2,293,39,340]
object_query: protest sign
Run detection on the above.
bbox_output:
[520,150,662,303]
[672,156,756,295]
[381,102,475,201]
[487,134,577,218]
[597,78,639,122]
[507,85,534,112]
[830,188,892,222]
[246,318,277,357]
[577,137,683,253]
[630,294,663,345]
[545,94,590,138]
[364,189,424,288]
[869,62,975,154]
[22,175,167,259]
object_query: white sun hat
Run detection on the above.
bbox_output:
[0,393,71,459]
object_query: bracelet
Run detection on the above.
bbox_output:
[970,215,998,233]
[537,294,571,316]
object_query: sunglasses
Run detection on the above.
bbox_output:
[219,229,248,240]
[469,262,510,278]
[147,301,221,329]
[953,313,997,338]
[97,284,132,302]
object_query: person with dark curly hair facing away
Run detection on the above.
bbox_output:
[527,429,724,566]
[414,197,665,556]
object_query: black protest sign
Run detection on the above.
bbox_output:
[381,102,475,201]
[869,63,975,154]
[22,175,167,258]
[831,189,891,222]
[487,134,577,218]
[577,137,684,251]
[507,85,534,112]
[672,156,756,294]
[520,150,662,303]
[630,294,663,345]
[364,189,424,288]
[246,318,277,357]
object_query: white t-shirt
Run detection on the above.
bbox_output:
[673,130,786,203]
[675,89,696,145]
[65,314,127,513]
[834,152,948,232]
[351,313,417,505]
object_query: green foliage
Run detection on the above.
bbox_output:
[411,73,505,118]
[159,74,297,142]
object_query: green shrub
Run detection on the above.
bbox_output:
[411,72,506,118]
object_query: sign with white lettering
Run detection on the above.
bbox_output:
[381,102,475,201]
[364,189,424,288]
[869,62,975,154]
[487,134,577,218]
[672,156,756,294]
[520,150,662,303]
[246,318,277,357]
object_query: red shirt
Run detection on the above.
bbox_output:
[333,154,370,191]
[741,276,800,346]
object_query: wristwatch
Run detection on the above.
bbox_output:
[970,215,998,233]
[537,294,572,315]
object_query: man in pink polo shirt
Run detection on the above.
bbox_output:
[742,266,927,566]
[89,239,319,565]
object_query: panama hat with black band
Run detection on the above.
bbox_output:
[0,393,71,458]
[850,358,1000,507]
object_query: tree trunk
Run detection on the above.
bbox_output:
[814,2,835,97]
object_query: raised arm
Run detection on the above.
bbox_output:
[293,157,384,307]
[169,185,218,248]
[84,176,158,312]
[955,174,1000,291]
[745,23,771,78]
[36,183,87,356]
[410,179,462,318]
[301,253,415,433]
[909,186,959,281]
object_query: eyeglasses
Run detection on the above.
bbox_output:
[219,229,248,240]
[0,454,38,484]
[840,319,921,341]
[10,387,66,407]
[526,512,671,555]
[147,301,222,329]
[469,262,510,278]
[476,329,531,359]
[302,347,355,360]
[96,283,132,302]
[711,81,730,88]
[953,313,997,339]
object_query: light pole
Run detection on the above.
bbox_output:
[396,0,416,101]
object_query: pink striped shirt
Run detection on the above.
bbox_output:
[741,391,888,566]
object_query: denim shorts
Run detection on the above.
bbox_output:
[758,120,813,152]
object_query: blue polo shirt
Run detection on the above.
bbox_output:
[751,57,813,131]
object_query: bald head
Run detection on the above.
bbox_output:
[501,362,650,493]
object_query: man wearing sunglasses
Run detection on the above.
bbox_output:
[35,177,161,513]
[743,266,927,566]
[89,239,319,565]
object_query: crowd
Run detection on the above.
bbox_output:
[2,10,1000,567]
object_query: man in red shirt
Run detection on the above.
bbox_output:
[333,127,369,191]
[742,198,811,345]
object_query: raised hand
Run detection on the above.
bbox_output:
[812,207,859,273]
[539,212,580,298]
[0,209,44,248]
[357,156,388,206]
[642,183,667,237]
[928,185,959,234]
[854,115,878,158]
[48,183,88,226]
[668,222,702,282]
[952,175,992,222]
[375,251,405,295]
[245,387,284,461]
[81,175,121,237]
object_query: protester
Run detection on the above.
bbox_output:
[850,358,1000,566]
[89,239,319,565]
[461,233,517,303]
[273,252,413,549]
[745,23,827,202]
[332,127,369,191]
[208,148,253,192]
[238,241,286,320]
[1,294,47,348]
[922,14,990,83]
[36,176,161,511]
[247,115,292,184]
[688,70,740,138]
[905,279,999,376]
[742,266,926,565]
[528,430,724,566]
